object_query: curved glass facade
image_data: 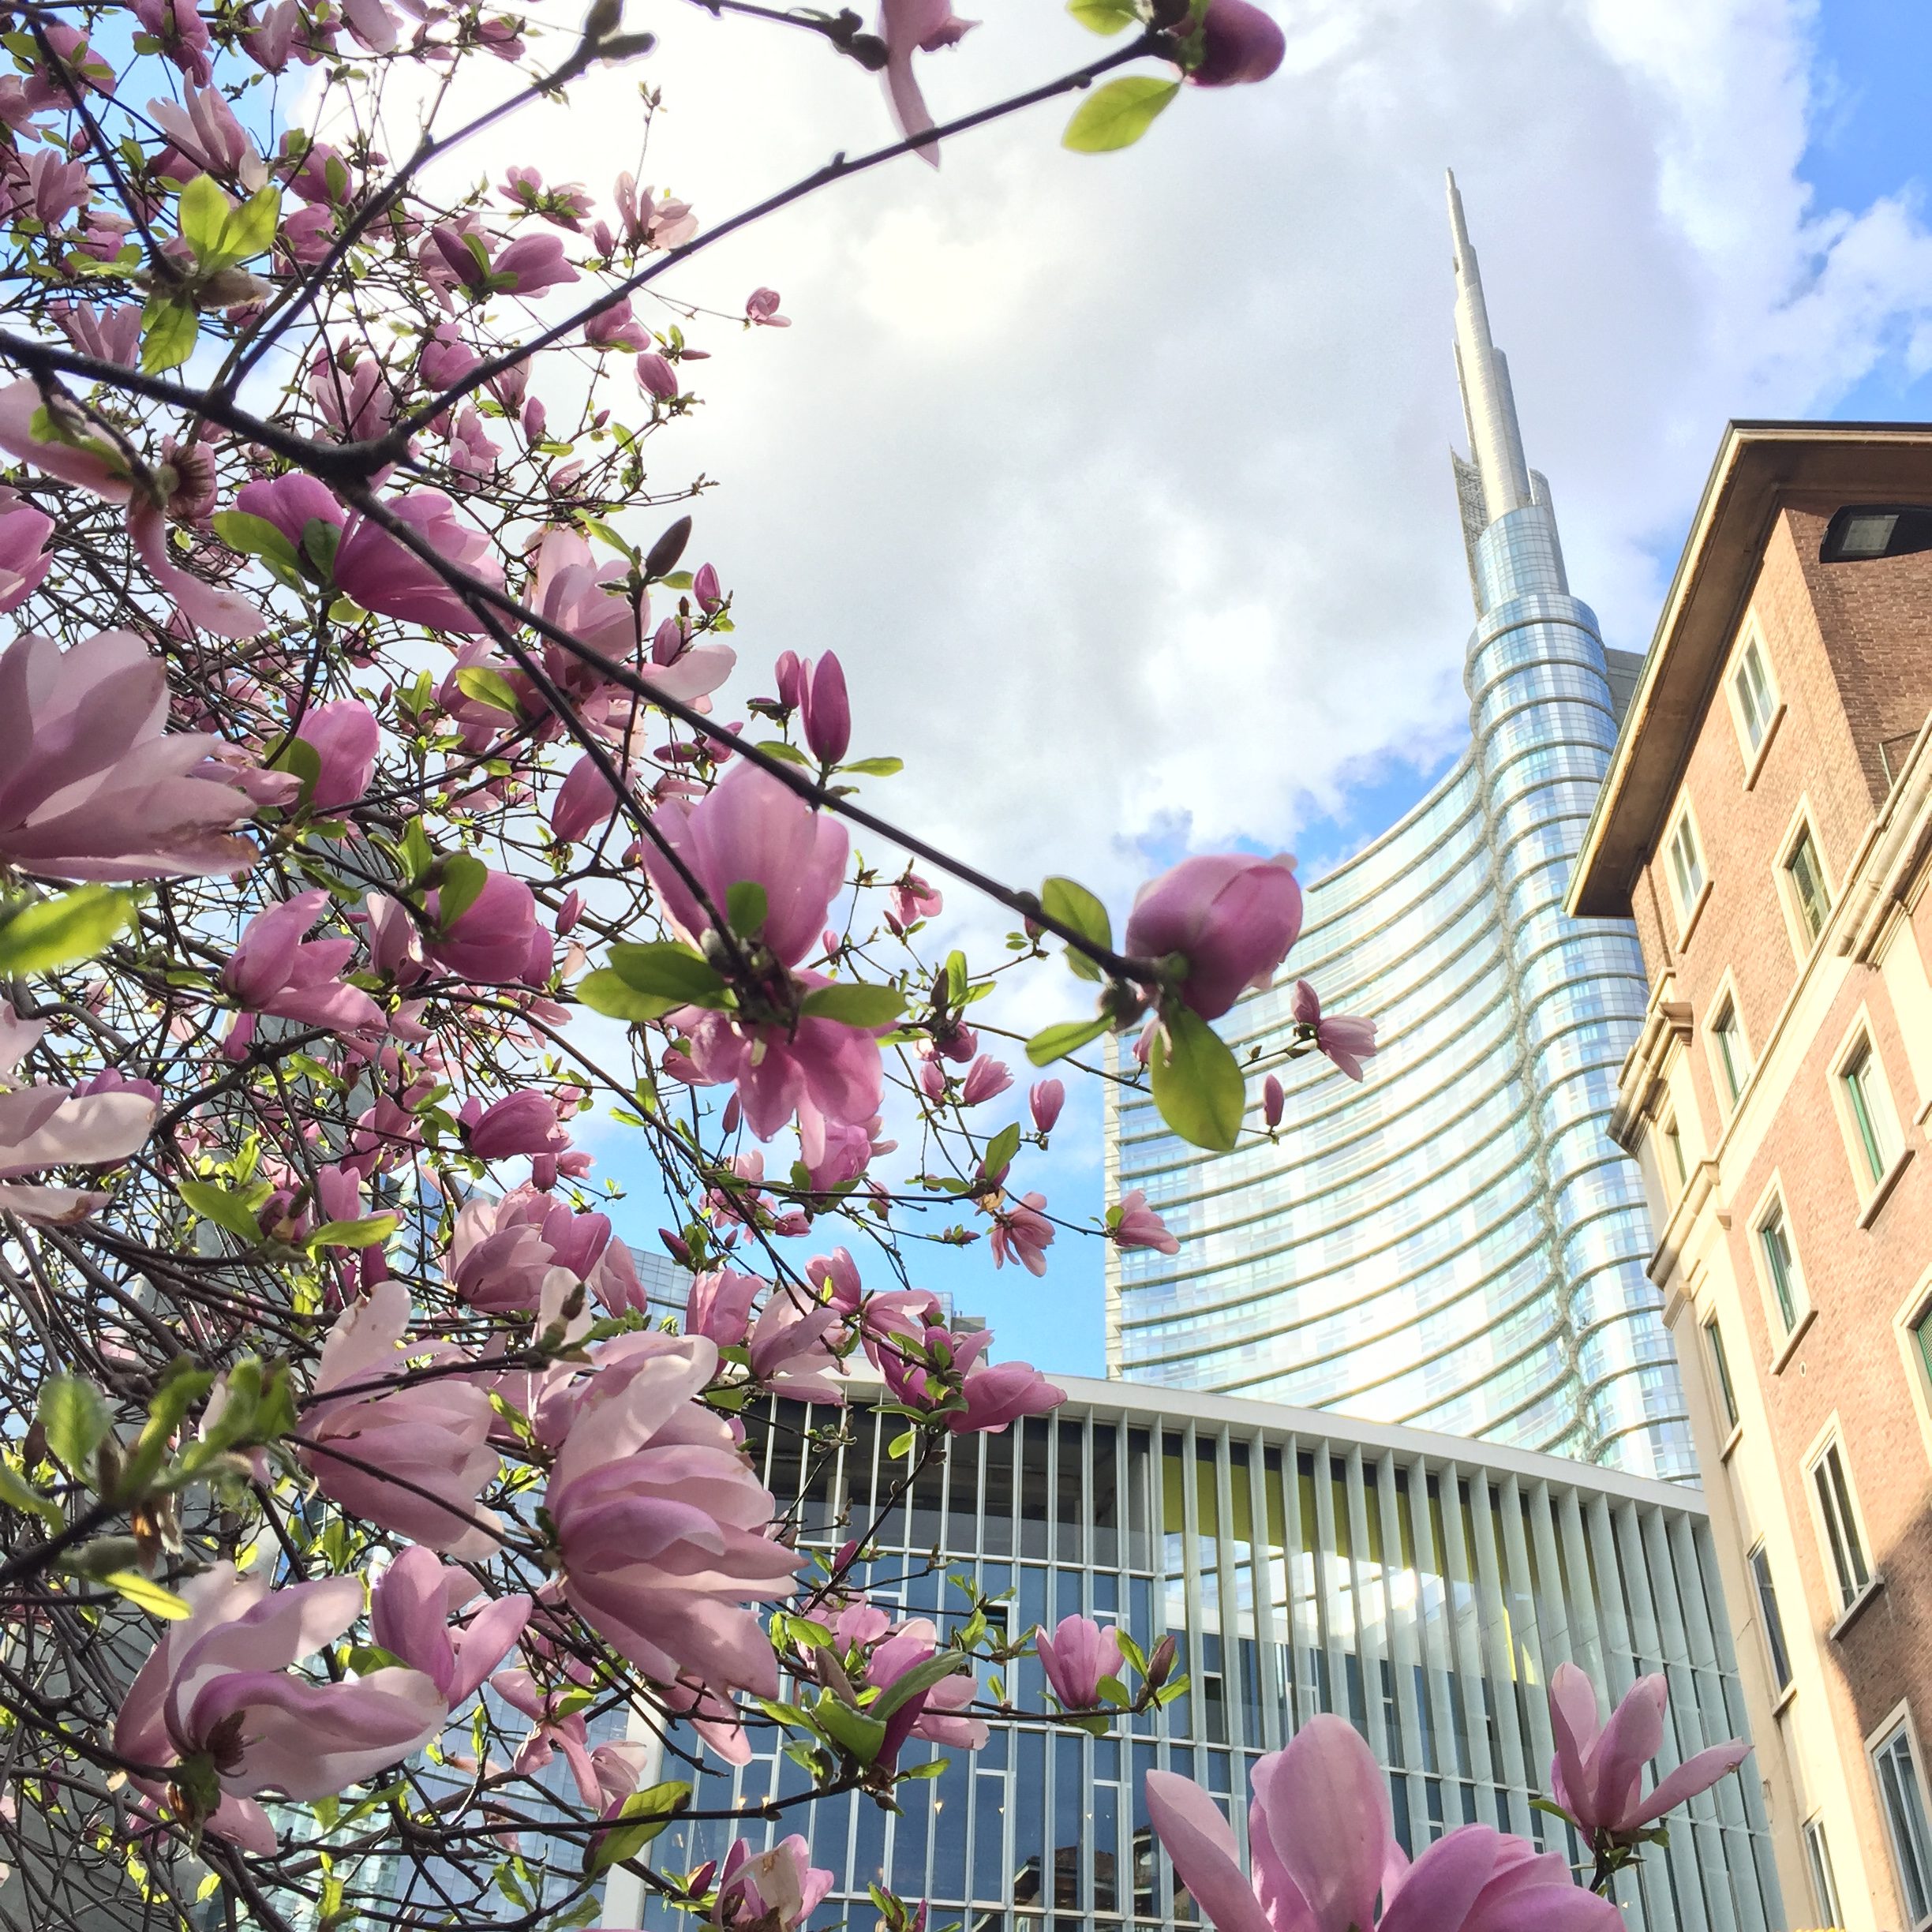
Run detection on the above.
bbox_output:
[1105,190,1691,1483]
[607,1380,1777,1932]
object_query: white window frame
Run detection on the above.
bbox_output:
[1705,975,1751,1116]
[1829,1013,1910,1217]
[1896,1267,1932,1469]
[1806,1424,1878,1627]
[1867,1702,1932,1930]
[1725,617,1784,785]
[1746,1538,1792,1696]
[1664,796,1710,943]
[1802,1812,1844,1928]
[1775,801,1834,958]
[1748,1174,1810,1358]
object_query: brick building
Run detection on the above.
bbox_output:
[1569,423,1932,1930]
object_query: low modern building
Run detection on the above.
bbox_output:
[1105,178,1691,1485]
[606,1376,1781,1932]
[1567,421,1932,1930]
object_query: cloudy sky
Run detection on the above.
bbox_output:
[430,0,1932,1372]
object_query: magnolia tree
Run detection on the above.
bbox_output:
[0,2,1745,1927]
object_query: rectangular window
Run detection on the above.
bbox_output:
[1803,1816,1844,1927]
[1668,811,1705,919]
[1813,1440,1872,1612]
[1749,1543,1792,1692]
[1843,1039,1900,1185]
[1917,1302,1932,1385]
[1874,1720,1932,1924]
[1787,826,1830,945]
[1735,638,1777,751]
[1758,1201,1800,1334]
[1661,1117,1687,1194]
[1712,998,1746,1106]
[1705,1318,1739,1430]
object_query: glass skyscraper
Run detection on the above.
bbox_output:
[1106,178,1692,1484]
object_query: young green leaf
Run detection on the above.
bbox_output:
[455,665,520,715]
[839,755,904,777]
[0,886,135,977]
[575,969,687,1024]
[176,174,230,260]
[1149,1005,1245,1151]
[139,295,199,375]
[309,1212,399,1250]
[437,853,489,931]
[212,510,305,583]
[178,1179,268,1244]
[1068,0,1140,30]
[608,941,730,1006]
[725,879,768,938]
[981,1121,1022,1178]
[39,1376,114,1479]
[797,983,906,1028]
[103,1571,192,1619]
[1024,1016,1111,1066]
[1040,874,1112,981]
[1062,76,1180,153]
[583,1780,691,1875]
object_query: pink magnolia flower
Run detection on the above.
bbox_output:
[135,0,215,84]
[960,1055,1012,1107]
[1147,1713,1621,1932]
[1262,1073,1285,1128]
[149,83,263,185]
[878,0,979,165]
[301,1278,504,1556]
[637,353,681,401]
[547,1334,803,1695]
[369,1545,531,1708]
[989,1191,1053,1276]
[224,889,384,1032]
[711,1836,833,1932]
[1188,0,1287,86]
[801,651,850,764]
[688,1270,847,1402]
[1110,1189,1179,1255]
[867,1616,986,1759]
[426,867,549,984]
[868,1304,1063,1434]
[1548,1662,1750,1841]
[0,628,260,881]
[803,1245,863,1314]
[0,380,133,500]
[448,1184,638,1315]
[886,871,942,934]
[1035,1614,1123,1710]
[745,286,790,327]
[0,1024,155,1222]
[464,1089,566,1160]
[1291,979,1377,1082]
[1125,853,1303,1020]
[51,300,143,369]
[113,1564,444,1853]
[292,698,380,810]
[234,476,503,635]
[1029,1078,1065,1134]
[551,751,630,844]
[0,503,52,614]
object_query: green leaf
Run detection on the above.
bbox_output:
[839,756,904,777]
[1149,1005,1245,1151]
[140,294,199,375]
[945,949,970,1005]
[39,1376,113,1479]
[103,1571,193,1619]
[1025,1016,1111,1066]
[455,665,520,715]
[814,1694,889,1765]
[270,735,323,807]
[585,1781,691,1875]
[897,1754,952,1780]
[754,739,814,767]
[213,509,306,586]
[178,1178,268,1245]
[575,968,685,1024]
[400,817,434,886]
[176,173,230,260]
[1068,0,1140,29]
[223,184,282,264]
[437,853,488,931]
[0,886,134,976]
[1041,876,1112,980]
[0,1459,62,1526]
[725,879,768,938]
[117,1361,216,1501]
[309,1212,399,1251]
[981,1121,1021,1177]
[1061,76,1180,153]
[1116,1630,1148,1675]
[887,1428,915,1458]
[797,983,906,1028]
[870,1650,969,1720]
[608,941,730,1007]
[301,516,341,578]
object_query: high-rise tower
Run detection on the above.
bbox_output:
[1103,179,1692,1482]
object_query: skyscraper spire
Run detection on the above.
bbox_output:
[1447,170,1533,526]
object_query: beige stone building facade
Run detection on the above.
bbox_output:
[1570,424,1932,1932]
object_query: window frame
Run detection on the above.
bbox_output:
[1725,620,1784,783]
[1664,798,1709,941]
[1807,1430,1877,1623]
[1747,1538,1792,1694]
[1749,1178,1808,1349]
[1781,815,1833,952]
[1802,1812,1844,1928]
[1830,1017,1908,1214]
[1706,980,1750,1114]
[1867,1704,1932,1930]
[1660,1113,1688,1200]
[1894,1271,1932,1468]
[1703,1313,1740,1435]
